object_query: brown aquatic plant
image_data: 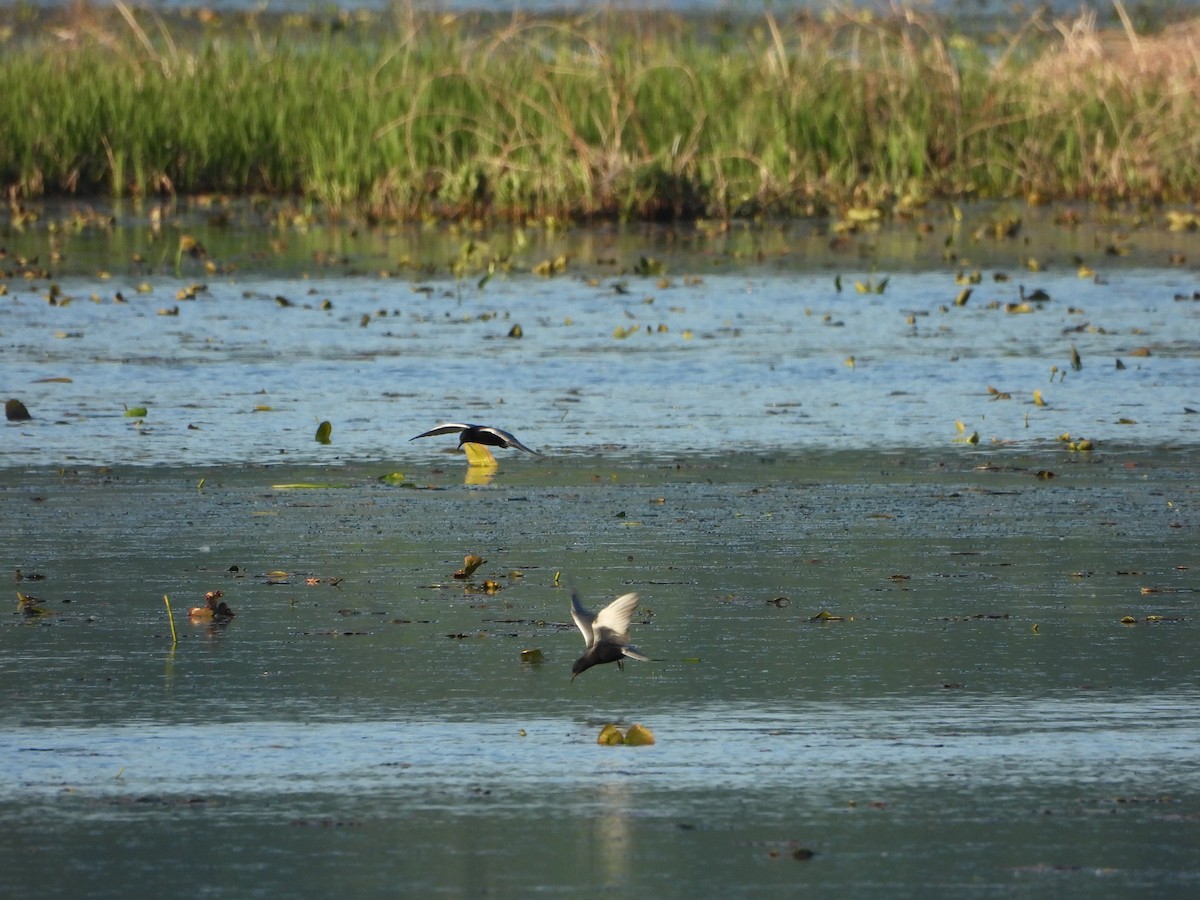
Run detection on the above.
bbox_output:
[188,589,235,622]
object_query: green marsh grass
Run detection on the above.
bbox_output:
[1,4,1198,222]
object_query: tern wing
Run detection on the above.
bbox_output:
[621,645,650,662]
[593,592,639,636]
[570,592,596,647]
[482,427,539,454]
[410,423,473,441]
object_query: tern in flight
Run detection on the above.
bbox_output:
[570,591,649,680]
[409,422,540,455]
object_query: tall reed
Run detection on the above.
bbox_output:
[1,5,1196,221]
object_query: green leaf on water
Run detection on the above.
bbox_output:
[378,472,406,485]
[124,405,148,417]
[633,256,665,276]
[315,420,332,444]
[270,483,346,490]
[809,610,846,622]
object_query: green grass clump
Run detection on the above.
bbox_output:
[1,4,1198,222]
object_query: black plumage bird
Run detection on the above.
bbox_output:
[409,422,540,454]
[570,591,648,680]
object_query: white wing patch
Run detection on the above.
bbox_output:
[593,592,639,635]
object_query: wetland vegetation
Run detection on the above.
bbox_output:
[2,1,1200,224]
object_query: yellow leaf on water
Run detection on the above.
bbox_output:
[463,442,498,468]
[17,591,50,617]
[597,724,625,746]
[1033,389,1045,406]
[809,610,845,622]
[624,724,656,746]
[315,420,332,444]
[453,555,486,579]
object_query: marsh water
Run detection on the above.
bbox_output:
[2,207,1199,896]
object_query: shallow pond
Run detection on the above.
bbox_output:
[3,209,1199,466]
[2,451,1199,897]
[2,209,1199,896]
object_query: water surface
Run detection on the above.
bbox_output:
[3,449,1198,897]
[2,207,1199,896]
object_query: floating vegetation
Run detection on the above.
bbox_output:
[315,420,332,445]
[1058,433,1096,452]
[854,277,889,295]
[16,590,50,618]
[953,421,981,445]
[453,555,486,580]
[596,723,656,746]
[3,6,1199,221]
[462,443,498,468]
[188,590,235,623]
[5,399,32,421]
[809,610,848,623]
[270,483,347,490]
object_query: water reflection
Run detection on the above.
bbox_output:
[589,781,635,889]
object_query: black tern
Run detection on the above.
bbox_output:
[570,591,649,680]
[409,422,540,454]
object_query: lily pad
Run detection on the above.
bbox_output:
[453,555,486,579]
[5,399,32,421]
[463,442,498,468]
[624,724,656,746]
[597,724,625,745]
